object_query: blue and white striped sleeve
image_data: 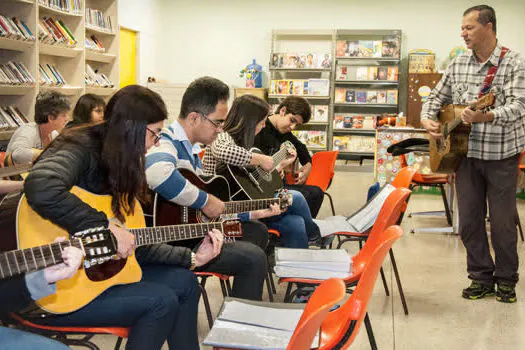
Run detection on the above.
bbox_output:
[146,141,209,209]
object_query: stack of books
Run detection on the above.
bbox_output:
[85,35,105,52]
[0,15,35,41]
[0,61,35,86]
[39,64,66,86]
[85,63,113,88]
[274,248,352,280]
[85,8,113,33]
[39,17,77,47]
[38,0,83,15]
[0,106,28,130]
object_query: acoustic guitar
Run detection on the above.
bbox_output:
[15,186,242,314]
[429,92,495,173]
[219,141,296,200]
[151,168,293,227]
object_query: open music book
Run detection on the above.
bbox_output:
[203,299,319,350]
[314,184,396,237]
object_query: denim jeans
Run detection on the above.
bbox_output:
[34,265,200,350]
[0,327,69,350]
[264,190,320,248]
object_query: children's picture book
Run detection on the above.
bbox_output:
[358,40,374,57]
[387,89,398,104]
[366,90,378,104]
[303,80,309,95]
[336,40,347,57]
[367,67,378,80]
[333,114,344,129]
[313,105,328,122]
[356,90,367,104]
[277,80,290,94]
[373,41,383,58]
[292,130,327,149]
[377,67,388,80]
[304,53,317,68]
[387,67,399,81]
[345,90,355,103]
[307,79,330,96]
[348,41,359,57]
[335,88,345,103]
[352,116,364,129]
[319,53,332,68]
[382,36,400,58]
[343,116,353,128]
[336,65,348,80]
[356,67,368,80]
[284,53,299,68]
[333,136,350,151]
[377,91,387,104]
[291,80,304,95]
[270,53,282,68]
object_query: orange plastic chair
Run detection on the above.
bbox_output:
[279,187,411,348]
[9,313,128,349]
[305,151,339,215]
[318,226,404,349]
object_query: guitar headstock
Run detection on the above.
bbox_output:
[472,92,495,112]
[275,189,293,210]
[220,220,243,242]
[74,227,118,268]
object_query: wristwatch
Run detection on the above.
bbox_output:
[189,252,197,271]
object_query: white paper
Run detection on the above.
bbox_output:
[314,216,356,237]
[346,184,395,233]
[274,266,352,280]
[276,248,351,272]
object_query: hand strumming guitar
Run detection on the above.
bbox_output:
[421,119,443,139]
[195,229,224,267]
[461,107,494,124]
[202,194,226,219]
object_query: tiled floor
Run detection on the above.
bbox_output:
[87,169,525,349]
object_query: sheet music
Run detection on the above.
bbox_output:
[274,266,352,280]
[314,216,356,237]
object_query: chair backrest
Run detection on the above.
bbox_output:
[318,226,404,349]
[351,187,410,274]
[391,166,417,189]
[287,278,346,350]
[305,151,339,191]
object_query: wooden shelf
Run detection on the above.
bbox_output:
[39,44,83,58]
[39,85,83,95]
[38,4,83,17]
[338,151,375,157]
[0,37,35,52]
[86,25,116,36]
[0,85,34,95]
[85,87,117,96]
[269,95,331,100]
[85,50,117,63]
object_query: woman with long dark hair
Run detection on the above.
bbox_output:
[24,85,222,350]
[202,94,321,249]
[67,93,105,128]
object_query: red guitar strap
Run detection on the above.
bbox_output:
[478,46,509,98]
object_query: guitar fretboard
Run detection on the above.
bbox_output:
[131,222,224,247]
[223,198,280,214]
[254,145,291,178]
[0,239,81,279]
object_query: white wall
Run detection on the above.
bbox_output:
[118,0,165,84]
[155,0,525,89]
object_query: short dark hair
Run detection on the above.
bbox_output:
[72,94,106,124]
[179,76,229,119]
[464,5,497,34]
[34,91,71,124]
[276,96,312,123]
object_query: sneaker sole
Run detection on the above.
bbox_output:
[462,291,495,300]
[496,296,517,303]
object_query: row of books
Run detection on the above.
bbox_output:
[39,17,77,47]
[336,37,400,58]
[335,88,398,105]
[0,105,29,130]
[333,135,376,153]
[291,130,327,149]
[270,53,332,69]
[85,63,113,88]
[85,34,105,52]
[38,0,83,15]
[86,8,114,33]
[0,61,35,86]
[270,79,330,96]
[270,104,330,123]
[337,66,398,81]
[0,15,35,41]
[39,64,66,86]
[333,115,376,130]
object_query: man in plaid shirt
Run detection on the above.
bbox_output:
[421,5,525,303]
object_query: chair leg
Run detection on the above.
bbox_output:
[389,248,409,315]
[379,266,390,296]
[114,337,123,350]
[199,282,214,329]
[265,274,274,302]
[364,313,378,350]
[517,212,524,242]
[219,280,228,297]
[284,283,293,302]
[268,271,277,294]
[325,192,336,216]
[439,184,453,226]
[225,280,233,296]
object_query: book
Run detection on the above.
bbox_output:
[347,41,359,57]
[367,67,378,81]
[291,130,326,148]
[312,105,328,122]
[345,90,355,103]
[387,67,399,81]
[356,67,368,80]
[319,53,332,69]
[352,116,364,129]
[307,79,329,96]
[356,90,367,104]
[377,91,387,104]
[304,53,317,68]
[372,41,383,57]
[358,40,374,57]
[336,40,347,57]
[333,135,350,151]
[366,91,377,104]
[336,66,348,80]
[284,53,299,68]
[333,114,344,129]
[387,89,398,104]
[335,88,345,103]
[270,53,282,68]
[343,116,353,128]
[382,35,400,58]
[377,67,388,81]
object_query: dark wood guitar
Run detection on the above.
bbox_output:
[219,141,296,200]
[429,92,495,173]
[150,168,293,227]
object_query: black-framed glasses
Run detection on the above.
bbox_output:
[146,127,161,143]
[200,113,225,129]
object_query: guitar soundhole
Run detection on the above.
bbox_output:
[85,258,127,281]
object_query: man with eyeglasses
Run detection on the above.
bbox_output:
[143,76,269,301]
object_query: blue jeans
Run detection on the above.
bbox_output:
[264,190,320,248]
[0,327,69,350]
[34,265,200,350]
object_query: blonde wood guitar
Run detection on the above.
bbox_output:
[16,186,242,314]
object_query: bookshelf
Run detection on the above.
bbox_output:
[0,0,119,144]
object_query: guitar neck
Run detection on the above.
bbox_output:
[131,222,224,247]
[223,198,280,214]
[272,147,290,166]
[0,239,81,280]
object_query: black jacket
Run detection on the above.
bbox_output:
[24,126,192,268]
[0,276,32,317]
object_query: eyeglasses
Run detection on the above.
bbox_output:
[200,113,225,129]
[146,127,161,144]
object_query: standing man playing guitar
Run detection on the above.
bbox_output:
[146,76,272,301]
[421,5,525,303]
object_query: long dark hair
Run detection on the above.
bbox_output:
[223,95,269,149]
[72,93,106,124]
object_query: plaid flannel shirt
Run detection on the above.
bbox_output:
[421,42,525,160]
[202,132,253,176]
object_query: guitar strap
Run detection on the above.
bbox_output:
[478,46,508,98]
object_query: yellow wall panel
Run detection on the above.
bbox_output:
[120,28,136,87]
